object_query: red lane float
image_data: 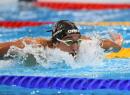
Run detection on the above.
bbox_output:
[1,21,130,28]
[34,2,130,10]
[0,21,54,28]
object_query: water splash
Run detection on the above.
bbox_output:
[5,42,74,68]
[4,37,104,69]
[75,38,104,68]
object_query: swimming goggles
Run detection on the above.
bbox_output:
[56,38,82,46]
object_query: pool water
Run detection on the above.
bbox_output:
[0,3,130,95]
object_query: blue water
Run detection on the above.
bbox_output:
[0,3,130,95]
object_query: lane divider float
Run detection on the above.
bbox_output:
[0,21,130,28]
[0,75,130,90]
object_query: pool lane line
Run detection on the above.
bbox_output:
[0,75,130,90]
[1,21,130,28]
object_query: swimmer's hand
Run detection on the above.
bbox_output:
[108,31,123,47]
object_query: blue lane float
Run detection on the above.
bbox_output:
[0,75,130,90]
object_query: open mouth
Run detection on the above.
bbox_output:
[70,51,78,58]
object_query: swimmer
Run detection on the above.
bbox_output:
[0,20,123,58]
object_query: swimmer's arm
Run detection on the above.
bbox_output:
[0,38,49,57]
[0,40,24,57]
[81,36,122,52]
[0,38,35,57]
[100,39,121,52]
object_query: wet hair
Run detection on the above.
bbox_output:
[51,20,80,43]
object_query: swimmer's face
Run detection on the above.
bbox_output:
[55,33,81,56]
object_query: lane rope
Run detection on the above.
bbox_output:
[0,21,130,28]
[0,21,54,28]
[0,75,130,90]
[34,2,130,10]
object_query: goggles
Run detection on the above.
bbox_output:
[56,38,82,46]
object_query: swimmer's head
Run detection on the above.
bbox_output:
[52,20,80,42]
[51,20,82,57]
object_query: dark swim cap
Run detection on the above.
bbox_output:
[52,20,80,42]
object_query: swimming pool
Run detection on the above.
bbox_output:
[0,3,130,95]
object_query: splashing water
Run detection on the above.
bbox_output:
[4,37,104,69]
[5,42,75,68]
[75,38,104,68]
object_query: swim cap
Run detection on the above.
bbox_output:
[52,20,80,42]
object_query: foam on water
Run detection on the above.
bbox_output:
[74,38,104,68]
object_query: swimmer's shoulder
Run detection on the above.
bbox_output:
[34,38,53,48]
[34,38,49,43]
